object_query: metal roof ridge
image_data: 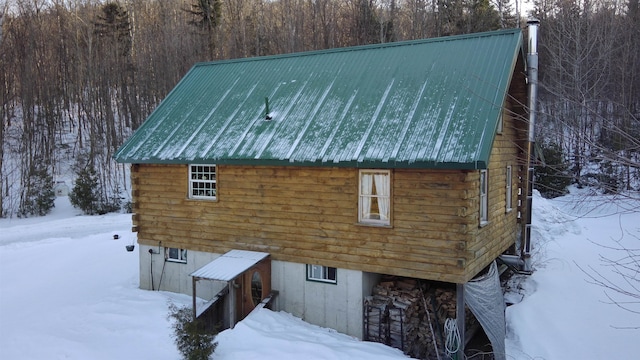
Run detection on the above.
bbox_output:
[190,28,523,69]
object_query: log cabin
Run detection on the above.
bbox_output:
[115,28,532,352]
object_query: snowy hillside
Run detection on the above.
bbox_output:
[506,188,640,359]
[1,189,639,359]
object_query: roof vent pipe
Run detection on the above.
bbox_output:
[522,18,540,272]
[265,97,273,120]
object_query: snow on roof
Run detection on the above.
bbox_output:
[114,29,525,170]
[190,250,269,281]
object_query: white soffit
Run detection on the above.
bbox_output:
[190,250,269,282]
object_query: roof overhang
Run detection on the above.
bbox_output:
[124,158,489,170]
[190,250,270,282]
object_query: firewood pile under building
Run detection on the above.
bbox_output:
[364,277,480,360]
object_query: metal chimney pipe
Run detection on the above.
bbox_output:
[522,18,540,272]
[527,18,539,143]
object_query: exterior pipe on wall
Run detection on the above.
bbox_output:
[499,254,525,268]
[522,18,540,272]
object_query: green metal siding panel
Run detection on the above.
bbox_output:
[115,29,524,169]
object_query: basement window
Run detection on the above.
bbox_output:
[480,170,489,225]
[189,165,217,200]
[166,247,187,263]
[306,265,337,284]
[358,169,391,226]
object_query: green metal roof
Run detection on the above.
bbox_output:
[115,29,524,169]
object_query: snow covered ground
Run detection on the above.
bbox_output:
[0,189,638,359]
[505,188,640,359]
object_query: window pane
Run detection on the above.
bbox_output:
[480,170,488,223]
[361,173,373,195]
[251,271,263,306]
[327,267,337,281]
[359,170,390,225]
[307,265,336,283]
[311,265,322,279]
[189,164,217,199]
[166,248,187,262]
[506,166,512,210]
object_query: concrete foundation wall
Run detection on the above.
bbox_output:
[271,260,379,339]
[138,247,379,339]
[139,245,226,301]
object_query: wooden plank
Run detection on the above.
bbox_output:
[394,169,471,182]
[135,210,474,243]
[251,290,280,312]
[223,166,355,178]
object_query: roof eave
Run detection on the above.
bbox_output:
[115,157,488,170]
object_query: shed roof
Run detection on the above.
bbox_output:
[190,250,269,282]
[115,29,524,169]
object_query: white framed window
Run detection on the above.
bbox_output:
[506,165,513,212]
[166,247,187,263]
[497,113,504,134]
[359,169,391,226]
[480,169,488,225]
[189,165,216,200]
[307,264,337,284]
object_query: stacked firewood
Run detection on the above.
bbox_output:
[364,278,483,359]
[433,287,479,340]
[363,293,389,344]
[364,278,444,360]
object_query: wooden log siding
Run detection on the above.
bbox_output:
[132,163,484,283]
[464,98,527,282]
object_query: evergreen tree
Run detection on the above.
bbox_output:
[467,0,501,32]
[69,154,122,215]
[595,160,621,194]
[353,0,381,45]
[94,2,132,58]
[69,165,100,215]
[535,142,572,198]
[187,0,222,59]
[168,304,218,360]
[18,166,55,217]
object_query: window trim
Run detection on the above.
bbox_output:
[480,169,489,226]
[506,165,513,212]
[358,169,392,226]
[188,164,217,200]
[497,113,504,134]
[306,264,337,284]
[165,247,187,263]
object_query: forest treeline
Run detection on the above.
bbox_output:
[0,0,638,217]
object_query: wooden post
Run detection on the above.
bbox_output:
[456,283,466,360]
[192,277,197,319]
[228,280,236,328]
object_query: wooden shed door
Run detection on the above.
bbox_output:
[239,260,271,319]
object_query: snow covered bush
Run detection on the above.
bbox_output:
[168,304,218,360]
